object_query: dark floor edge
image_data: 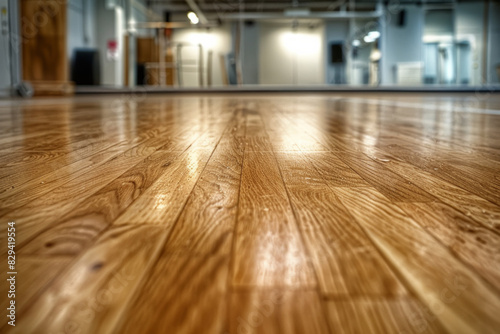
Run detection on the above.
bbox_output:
[75,85,500,95]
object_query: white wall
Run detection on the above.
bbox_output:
[455,1,485,86]
[259,23,325,85]
[241,22,259,85]
[381,5,424,85]
[96,1,124,86]
[67,0,96,58]
[325,21,348,84]
[424,10,454,36]
[487,1,500,84]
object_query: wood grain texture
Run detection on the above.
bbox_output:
[0,257,71,317]
[335,187,500,334]
[378,155,500,231]
[111,148,213,226]
[116,254,229,334]
[383,145,500,205]
[229,290,330,334]
[233,151,316,288]
[0,144,159,251]
[398,201,500,292]
[335,152,435,202]
[326,298,448,334]
[18,150,185,256]
[1,93,500,334]
[305,152,369,187]
[276,152,405,297]
[10,225,168,334]
[21,0,68,82]
[164,114,245,255]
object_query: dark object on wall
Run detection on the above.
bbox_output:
[398,10,406,27]
[352,47,358,59]
[424,76,436,84]
[330,43,344,64]
[136,64,146,85]
[226,52,237,85]
[164,11,171,22]
[71,49,100,85]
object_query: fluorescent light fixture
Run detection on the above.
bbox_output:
[284,8,311,17]
[187,11,199,24]
[368,31,380,39]
[352,39,361,47]
[364,35,375,43]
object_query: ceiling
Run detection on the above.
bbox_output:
[143,0,465,23]
[146,0,459,15]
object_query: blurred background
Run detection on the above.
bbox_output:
[1,0,499,96]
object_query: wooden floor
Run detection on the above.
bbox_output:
[1,93,500,334]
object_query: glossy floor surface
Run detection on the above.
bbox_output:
[1,93,500,334]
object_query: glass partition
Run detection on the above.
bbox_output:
[64,0,500,90]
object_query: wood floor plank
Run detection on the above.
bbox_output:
[326,298,448,334]
[0,137,116,180]
[1,93,500,334]
[378,157,500,231]
[7,225,168,334]
[115,253,229,334]
[263,111,328,152]
[0,139,128,209]
[383,145,500,206]
[0,120,191,212]
[0,257,71,320]
[0,144,160,251]
[0,124,208,251]
[335,187,500,334]
[163,114,245,255]
[398,201,500,292]
[17,150,185,256]
[245,109,272,150]
[335,152,435,202]
[228,290,330,334]
[111,112,231,227]
[304,152,370,187]
[111,148,214,226]
[275,152,405,297]
[233,151,316,288]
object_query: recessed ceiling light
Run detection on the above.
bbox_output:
[187,11,199,24]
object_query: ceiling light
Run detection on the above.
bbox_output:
[364,35,375,43]
[368,31,380,39]
[352,40,361,47]
[187,11,199,24]
[284,8,311,17]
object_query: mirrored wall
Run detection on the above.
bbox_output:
[66,0,500,89]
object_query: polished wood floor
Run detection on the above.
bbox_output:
[1,93,500,334]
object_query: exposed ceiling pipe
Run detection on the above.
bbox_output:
[133,21,218,29]
[147,2,377,12]
[184,0,208,24]
[218,10,382,21]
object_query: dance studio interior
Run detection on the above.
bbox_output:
[0,0,500,333]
